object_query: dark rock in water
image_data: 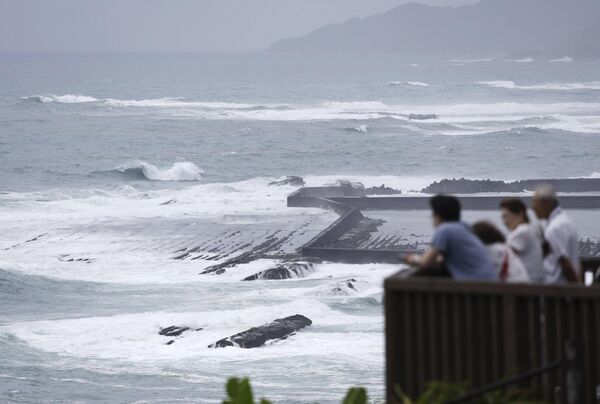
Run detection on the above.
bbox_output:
[422,177,600,194]
[159,326,203,339]
[330,278,359,294]
[159,326,191,337]
[422,178,520,194]
[58,255,95,264]
[200,230,300,275]
[335,180,365,192]
[269,176,305,187]
[243,259,318,281]
[365,184,402,195]
[209,314,312,348]
[408,113,438,120]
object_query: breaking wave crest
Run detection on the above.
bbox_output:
[22,94,99,103]
[478,81,600,91]
[387,81,429,87]
[19,94,600,134]
[106,161,203,181]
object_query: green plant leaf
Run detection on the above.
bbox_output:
[342,387,368,404]
[224,377,255,404]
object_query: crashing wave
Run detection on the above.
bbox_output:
[387,81,429,87]
[477,81,600,91]
[22,94,99,104]
[107,161,203,181]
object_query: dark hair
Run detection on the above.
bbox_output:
[500,198,530,223]
[473,221,506,245]
[429,195,461,222]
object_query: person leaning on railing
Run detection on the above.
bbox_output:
[403,195,496,280]
[531,185,581,284]
[500,197,545,283]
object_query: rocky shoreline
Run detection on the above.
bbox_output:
[421,177,600,194]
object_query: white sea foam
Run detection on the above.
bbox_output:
[19,94,600,135]
[0,177,339,283]
[478,80,600,91]
[511,57,534,63]
[1,298,382,363]
[386,81,429,87]
[22,94,99,103]
[112,161,203,181]
[549,56,574,63]
[449,58,493,63]
[104,98,259,109]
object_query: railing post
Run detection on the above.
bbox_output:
[565,339,584,404]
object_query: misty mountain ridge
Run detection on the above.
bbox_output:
[268,0,600,59]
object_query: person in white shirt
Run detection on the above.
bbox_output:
[531,185,581,283]
[500,198,545,283]
[472,221,531,283]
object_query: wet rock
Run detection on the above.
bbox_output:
[365,184,402,195]
[58,255,95,264]
[334,180,366,193]
[159,326,191,337]
[200,230,298,275]
[422,178,520,193]
[269,176,305,187]
[159,326,203,345]
[243,259,318,281]
[209,314,312,348]
[330,278,359,295]
[421,177,600,194]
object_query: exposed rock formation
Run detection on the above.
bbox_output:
[365,184,402,195]
[269,176,305,187]
[421,178,600,194]
[330,278,360,295]
[159,325,203,345]
[243,259,318,281]
[209,314,312,348]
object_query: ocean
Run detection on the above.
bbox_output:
[1,53,599,403]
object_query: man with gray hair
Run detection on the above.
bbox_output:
[531,185,581,283]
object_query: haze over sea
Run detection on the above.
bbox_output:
[1,53,600,403]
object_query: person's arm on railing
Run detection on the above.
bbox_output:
[403,247,440,269]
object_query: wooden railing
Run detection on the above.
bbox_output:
[384,276,600,403]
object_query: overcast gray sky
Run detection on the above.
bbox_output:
[0,0,477,52]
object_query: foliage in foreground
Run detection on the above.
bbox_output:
[223,377,367,404]
[395,381,546,404]
[223,377,545,404]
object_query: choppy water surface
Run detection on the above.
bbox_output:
[1,53,599,403]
